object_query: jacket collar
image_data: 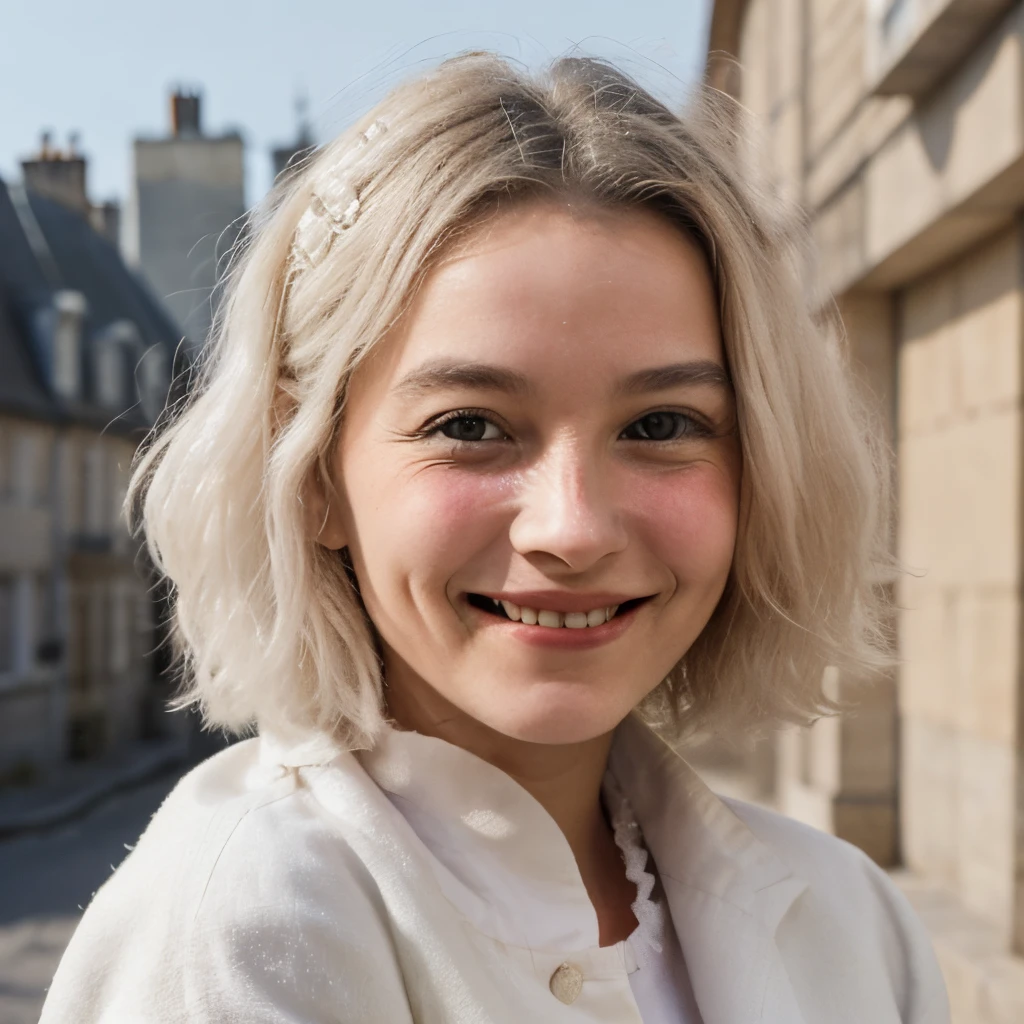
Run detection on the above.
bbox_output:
[611,715,809,1024]
[262,713,810,1022]
[358,722,600,951]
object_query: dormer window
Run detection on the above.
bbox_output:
[52,290,87,401]
[95,320,141,411]
[138,345,169,422]
[96,338,124,409]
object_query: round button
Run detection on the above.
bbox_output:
[549,962,584,1004]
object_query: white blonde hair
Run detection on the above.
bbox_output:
[130,53,893,748]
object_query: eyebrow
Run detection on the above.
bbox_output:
[391,358,731,399]
[616,360,732,396]
[392,361,532,398]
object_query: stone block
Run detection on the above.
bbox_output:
[807,95,911,211]
[903,716,1017,939]
[899,410,1020,590]
[956,589,1018,747]
[807,0,866,158]
[899,589,958,728]
[899,585,1018,743]
[813,180,868,298]
[902,715,959,886]
[898,871,1024,1024]
[739,0,773,123]
[956,733,1016,941]
[899,267,957,434]
[865,5,1024,270]
[955,231,1022,414]
[838,290,897,443]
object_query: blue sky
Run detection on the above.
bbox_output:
[0,0,710,206]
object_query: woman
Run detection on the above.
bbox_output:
[41,54,949,1022]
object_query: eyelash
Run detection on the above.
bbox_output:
[418,408,715,444]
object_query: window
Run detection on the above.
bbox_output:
[0,577,13,674]
[139,345,169,422]
[109,585,130,675]
[95,320,143,413]
[96,340,125,409]
[34,572,61,665]
[83,441,107,537]
[52,290,87,400]
[0,422,10,499]
[11,429,50,506]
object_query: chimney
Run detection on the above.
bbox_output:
[171,90,202,137]
[21,130,89,215]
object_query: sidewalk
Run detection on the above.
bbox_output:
[0,737,189,840]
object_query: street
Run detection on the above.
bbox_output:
[0,774,181,1024]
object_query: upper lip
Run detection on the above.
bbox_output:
[472,590,648,613]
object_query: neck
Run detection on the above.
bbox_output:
[385,669,639,945]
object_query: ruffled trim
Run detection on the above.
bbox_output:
[603,773,665,965]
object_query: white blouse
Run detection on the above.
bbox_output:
[603,773,703,1022]
[40,713,951,1023]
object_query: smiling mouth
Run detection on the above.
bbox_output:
[466,593,652,629]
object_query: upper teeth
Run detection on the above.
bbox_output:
[492,599,620,628]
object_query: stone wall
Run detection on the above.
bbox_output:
[897,225,1022,946]
[710,0,1024,1015]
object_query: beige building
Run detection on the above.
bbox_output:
[0,150,179,779]
[704,1,1024,1018]
[124,90,245,351]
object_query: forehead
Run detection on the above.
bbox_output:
[355,200,725,397]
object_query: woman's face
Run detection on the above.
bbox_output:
[325,201,740,745]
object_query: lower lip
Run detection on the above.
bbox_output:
[467,600,645,649]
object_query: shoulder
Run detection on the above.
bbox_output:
[42,739,407,1023]
[721,796,878,884]
[721,797,949,1022]
[721,796,905,915]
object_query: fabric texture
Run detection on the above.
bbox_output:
[40,713,951,1023]
[604,772,703,1021]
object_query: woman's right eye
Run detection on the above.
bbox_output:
[436,416,504,442]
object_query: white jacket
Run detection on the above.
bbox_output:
[41,714,950,1023]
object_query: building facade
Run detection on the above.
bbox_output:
[705,1,1024,1018]
[123,90,245,350]
[0,150,181,780]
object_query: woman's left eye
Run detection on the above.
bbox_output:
[435,415,504,442]
[620,412,708,442]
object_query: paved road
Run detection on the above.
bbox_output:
[0,774,181,1024]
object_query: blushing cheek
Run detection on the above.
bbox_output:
[370,467,515,573]
[627,468,738,582]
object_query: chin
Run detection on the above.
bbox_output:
[472,684,633,746]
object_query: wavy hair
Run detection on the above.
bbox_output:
[129,53,894,749]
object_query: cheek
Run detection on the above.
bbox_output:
[346,458,513,576]
[625,466,738,583]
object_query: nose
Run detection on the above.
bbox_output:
[508,440,628,572]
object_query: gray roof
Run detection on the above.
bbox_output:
[0,289,55,420]
[0,176,188,432]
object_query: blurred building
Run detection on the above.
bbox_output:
[707,0,1024,1017]
[123,90,245,350]
[0,141,182,780]
[271,95,315,183]
[20,132,121,246]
